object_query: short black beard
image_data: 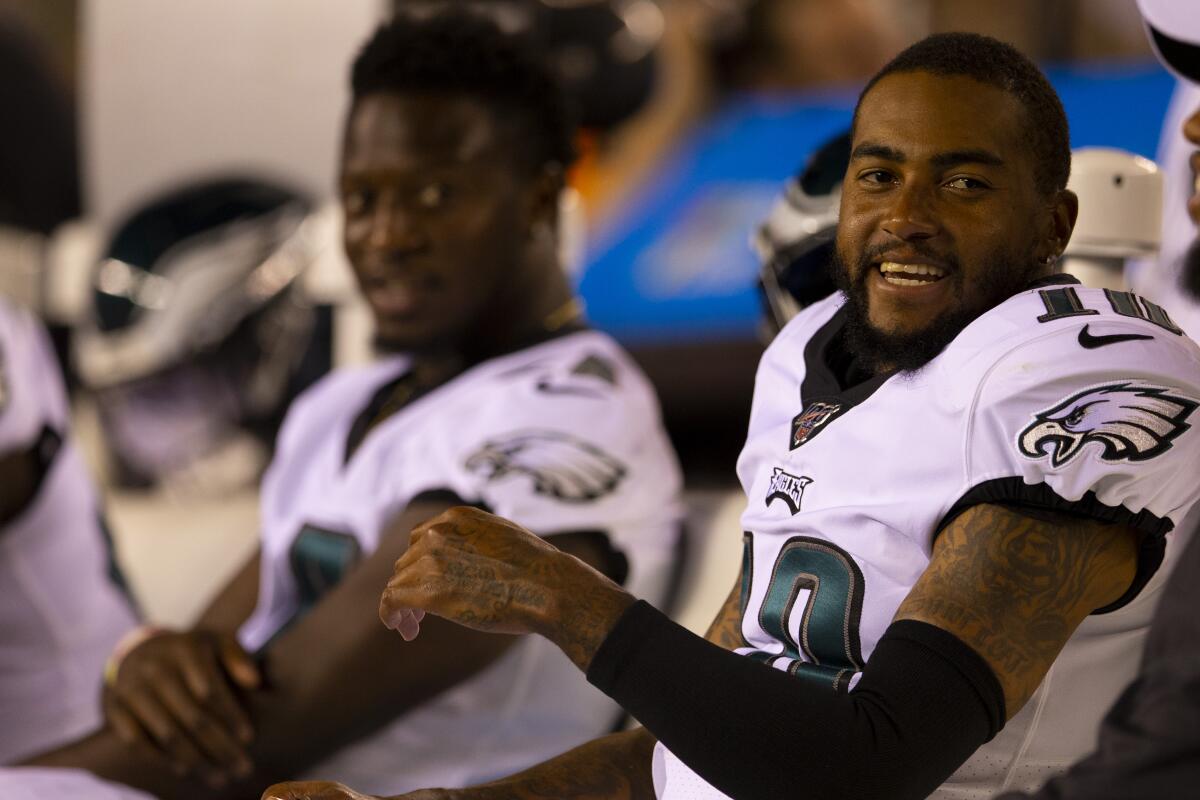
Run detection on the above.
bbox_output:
[1181,237,1200,301]
[831,248,1039,375]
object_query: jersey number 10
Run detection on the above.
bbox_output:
[1036,287,1183,334]
[741,534,866,692]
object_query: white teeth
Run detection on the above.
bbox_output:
[883,275,927,286]
[879,261,946,278]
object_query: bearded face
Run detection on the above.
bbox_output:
[831,243,1041,375]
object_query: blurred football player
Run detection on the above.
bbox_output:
[0,766,153,800]
[26,12,682,799]
[0,295,137,764]
[1128,0,1200,338]
[266,32,1200,800]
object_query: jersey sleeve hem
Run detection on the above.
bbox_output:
[935,477,1169,614]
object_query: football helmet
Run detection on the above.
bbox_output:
[74,177,330,492]
[754,130,849,334]
[1062,148,1162,290]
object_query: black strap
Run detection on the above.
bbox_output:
[0,425,63,527]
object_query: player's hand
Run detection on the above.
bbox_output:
[103,628,260,784]
[261,781,382,799]
[379,506,635,670]
[261,781,450,799]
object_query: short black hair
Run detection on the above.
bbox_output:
[853,32,1070,196]
[350,12,576,172]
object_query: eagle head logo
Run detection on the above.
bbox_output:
[465,430,626,503]
[1018,382,1197,469]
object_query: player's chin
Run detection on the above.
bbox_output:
[868,286,950,333]
[371,316,446,354]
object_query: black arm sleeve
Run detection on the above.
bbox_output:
[587,601,1006,800]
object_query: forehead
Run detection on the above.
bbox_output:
[342,91,506,171]
[854,71,1028,160]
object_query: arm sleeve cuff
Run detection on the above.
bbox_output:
[588,601,1005,800]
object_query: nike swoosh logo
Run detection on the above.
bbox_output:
[1077,324,1154,349]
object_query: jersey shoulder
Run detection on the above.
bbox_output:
[0,297,66,435]
[454,330,665,436]
[952,284,1200,527]
[444,331,680,506]
[943,283,1200,388]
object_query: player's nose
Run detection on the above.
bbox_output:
[880,181,939,241]
[366,192,429,255]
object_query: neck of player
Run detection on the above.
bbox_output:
[411,253,579,389]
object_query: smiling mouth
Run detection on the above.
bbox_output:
[364,276,432,316]
[877,261,949,287]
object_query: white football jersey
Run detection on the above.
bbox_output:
[653,280,1200,799]
[238,329,683,794]
[0,767,154,800]
[0,298,137,764]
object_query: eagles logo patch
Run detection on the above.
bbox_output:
[465,430,626,503]
[1018,382,1197,469]
[790,401,842,449]
[765,468,812,515]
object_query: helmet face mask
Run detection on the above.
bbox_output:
[755,130,850,336]
[756,215,837,334]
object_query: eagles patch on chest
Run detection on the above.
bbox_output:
[765,468,813,515]
[1019,382,1198,468]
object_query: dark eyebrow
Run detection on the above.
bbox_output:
[849,142,1006,171]
[930,149,1005,169]
[850,142,904,162]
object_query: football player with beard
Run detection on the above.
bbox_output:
[266,32,1200,800]
[25,12,682,800]
[990,3,1200,798]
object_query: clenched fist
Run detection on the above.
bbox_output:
[379,506,635,670]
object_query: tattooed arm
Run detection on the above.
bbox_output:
[263,729,658,800]
[895,502,1140,717]
[703,577,748,651]
[378,506,636,670]
[262,547,750,800]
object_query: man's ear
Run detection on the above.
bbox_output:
[1045,188,1079,261]
[525,163,566,239]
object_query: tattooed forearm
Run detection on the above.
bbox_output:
[704,579,747,651]
[895,503,1138,717]
[551,560,636,672]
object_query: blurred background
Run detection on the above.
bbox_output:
[0,0,1183,625]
